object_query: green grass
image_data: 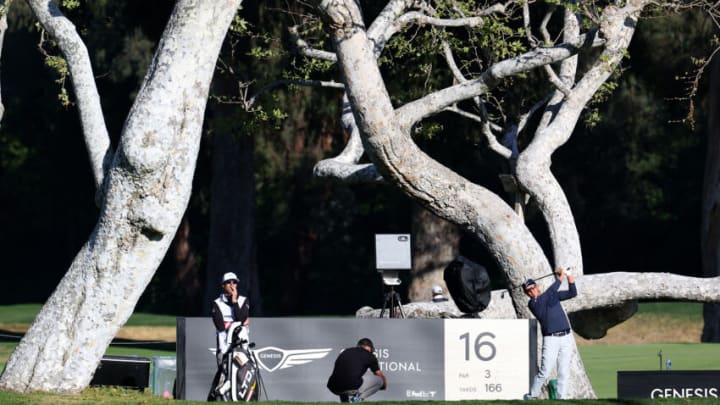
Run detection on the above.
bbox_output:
[636,301,704,319]
[0,303,177,327]
[0,304,44,325]
[0,390,717,405]
[579,343,720,399]
[0,342,173,372]
[1,301,718,401]
[1,301,703,327]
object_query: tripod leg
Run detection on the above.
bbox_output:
[394,291,405,319]
[379,293,388,318]
[389,293,394,318]
[391,291,398,318]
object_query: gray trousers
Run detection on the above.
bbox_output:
[337,373,384,401]
[357,373,384,399]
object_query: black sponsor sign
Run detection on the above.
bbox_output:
[617,370,720,399]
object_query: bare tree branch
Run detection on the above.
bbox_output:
[289,25,337,62]
[27,0,111,203]
[234,78,344,109]
[396,11,486,28]
[568,273,720,312]
[313,95,384,181]
[0,0,10,127]
[358,274,720,321]
[28,0,113,204]
[544,64,573,96]
[396,31,602,130]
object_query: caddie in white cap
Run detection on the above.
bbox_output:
[212,272,250,352]
[208,271,250,398]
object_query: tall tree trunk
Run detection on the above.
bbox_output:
[409,203,460,302]
[0,0,242,392]
[701,57,720,342]
[204,128,261,315]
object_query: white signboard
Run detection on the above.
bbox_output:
[444,319,531,400]
[375,234,412,269]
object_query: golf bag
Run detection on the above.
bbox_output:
[211,322,259,402]
[443,256,491,314]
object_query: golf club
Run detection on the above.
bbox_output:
[501,268,572,298]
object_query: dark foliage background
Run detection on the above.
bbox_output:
[0,2,710,315]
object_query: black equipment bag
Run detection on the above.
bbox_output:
[443,257,491,314]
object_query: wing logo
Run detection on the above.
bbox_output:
[253,346,332,373]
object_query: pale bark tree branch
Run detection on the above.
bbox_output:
[540,6,556,45]
[522,0,538,46]
[222,78,344,110]
[26,0,112,202]
[359,274,720,320]
[396,11,486,28]
[444,105,512,159]
[544,64,573,96]
[395,31,602,131]
[312,0,519,182]
[516,5,584,277]
[440,40,512,159]
[314,0,422,181]
[289,25,338,62]
[0,1,9,126]
[313,96,382,182]
[568,273,720,312]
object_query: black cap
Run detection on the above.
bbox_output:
[357,338,374,350]
[522,278,536,289]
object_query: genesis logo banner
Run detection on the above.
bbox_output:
[206,346,332,372]
[618,371,720,399]
[253,346,332,372]
[650,388,718,398]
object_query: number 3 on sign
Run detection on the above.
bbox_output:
[459,332,496,361]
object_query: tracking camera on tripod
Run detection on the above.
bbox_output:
[374,234,411,318]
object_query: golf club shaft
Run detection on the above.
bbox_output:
[510,271,556,291]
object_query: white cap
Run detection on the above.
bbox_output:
[222,272,239,284]
[432,285,443,295]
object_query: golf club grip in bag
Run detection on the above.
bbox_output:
[443,257,491,314]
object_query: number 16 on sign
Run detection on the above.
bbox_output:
[443,319,531,400]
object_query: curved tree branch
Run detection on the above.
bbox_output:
[358,273,720,326]
[395,31,602,130]
[396,11,486,28]
[289,25,338,62]
[0,1,9,126]
[27,0,112,203]
[516,1,648,276]
[312,0,519,182]
[568,273,720,312]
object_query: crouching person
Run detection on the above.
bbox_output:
[327,338,387,402]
